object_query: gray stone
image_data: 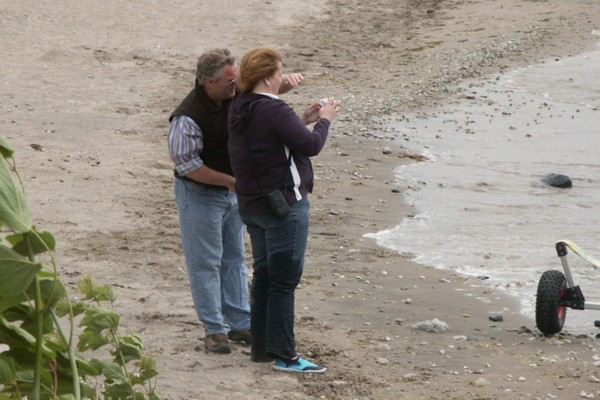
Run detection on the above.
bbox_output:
[377,357,389,365]
[412,318,448,333]
[541,173,572,188]
[489,314,504,322]
[403,373,419,382]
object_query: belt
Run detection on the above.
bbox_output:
[174,171,228,191]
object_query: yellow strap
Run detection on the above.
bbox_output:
[557,240,600,270]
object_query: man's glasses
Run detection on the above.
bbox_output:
[227,78,236,86]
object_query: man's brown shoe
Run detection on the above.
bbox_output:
[205,333,231,354]
[228,329,251,345]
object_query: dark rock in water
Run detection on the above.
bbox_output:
[489,314,504,322]
[541,173,572,188]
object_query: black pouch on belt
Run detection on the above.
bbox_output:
[264,189,291,219]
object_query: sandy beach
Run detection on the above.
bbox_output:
[2,0,600,398]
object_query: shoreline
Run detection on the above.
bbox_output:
[362,42,600,333]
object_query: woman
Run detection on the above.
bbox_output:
[228,47,338,373]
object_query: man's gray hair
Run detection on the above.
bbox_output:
[196,48,235,84]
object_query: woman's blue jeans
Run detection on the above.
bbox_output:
[242,196,310,360]
[174,178,251,336]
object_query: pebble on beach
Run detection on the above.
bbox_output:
[412,318,449,333]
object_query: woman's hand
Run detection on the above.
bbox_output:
[318,98,338,122]
[301,101,321,125]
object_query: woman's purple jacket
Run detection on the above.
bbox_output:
[228,92,330,217]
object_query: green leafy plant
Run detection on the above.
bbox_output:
[0,136,160,400]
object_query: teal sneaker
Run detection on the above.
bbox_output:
[272,357,326,374]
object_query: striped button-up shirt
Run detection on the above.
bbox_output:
[167,115,204,176]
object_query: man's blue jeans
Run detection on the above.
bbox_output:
[174,178,250,336]
[242,197,310,360]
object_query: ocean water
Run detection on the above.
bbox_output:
[367,43,600,334]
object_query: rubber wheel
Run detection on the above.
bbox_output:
[535,270,567,335]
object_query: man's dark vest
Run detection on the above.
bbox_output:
[169,80,233,175]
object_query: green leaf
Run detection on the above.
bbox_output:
[77,276,116,302]
[0,317,54,357]
[115,335,143,364]
[134,392,146,400]
[0,347,37,369]
[44,331,68,353]
[0,136,14,159]
[133,391,146,400]
[124,334,143,348]
[104,382,135,398]
[90,359,127,383]
[19,309,53,337]
[27,270,67,308]
[0,317,35,347]
[53,370,84,398]
[7,230,56,256]
[0,354,16,383]
[137,354,159,381]
[0,316,35,346]
[0,293,27,314]
[0,154,31,233]
[77,329,110,351]
[2,302,34,323]
[74,355,101,377]
[129,373,145,387]
[80,381,98,399]
[14,368,54,395]
[0,244,42,296]
[55,298,87,318]
[14,369,34,384]
[79,305,120,332]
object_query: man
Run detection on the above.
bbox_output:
[167,48,303,354]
